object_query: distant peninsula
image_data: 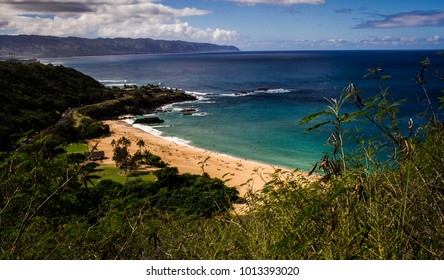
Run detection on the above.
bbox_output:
[0,35,240,58]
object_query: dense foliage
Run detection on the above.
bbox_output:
[77,84,196,120]
[0,62,195,150]
[0,61,111,149]
[0,137,239,259]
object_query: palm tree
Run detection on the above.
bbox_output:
[117,136,131,148]
[136,139,145,151]
[112,136,132,173]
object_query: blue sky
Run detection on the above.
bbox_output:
[1,0,443,50]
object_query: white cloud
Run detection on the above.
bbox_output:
[356,10,444,29]
[0,0,242,43]
[232,0,325,5]
[240,35,444,50]
[427,35,443,43]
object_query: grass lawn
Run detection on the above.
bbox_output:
[66,142,157,185]
[66,142,89,154]
[92,164,157,185]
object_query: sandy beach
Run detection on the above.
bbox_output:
[89,120,307,197]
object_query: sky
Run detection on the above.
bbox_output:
[0,0,443,50]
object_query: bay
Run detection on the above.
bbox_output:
[42,50,444,170]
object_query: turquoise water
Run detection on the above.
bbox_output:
[43,50,444,170]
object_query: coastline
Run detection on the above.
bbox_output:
[89,120,307,197]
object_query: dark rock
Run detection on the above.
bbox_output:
[133,117,165,124]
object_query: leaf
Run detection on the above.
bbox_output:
[381,75,392,80]
[299,110,329,125]
[363,72,372,79]
[308,162,318,176]
[339,113,357,123]
[304,120,332,133]
[420,57,431,66]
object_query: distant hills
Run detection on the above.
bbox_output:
[0,35,240,58]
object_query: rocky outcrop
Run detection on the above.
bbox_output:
[133,117,165,124]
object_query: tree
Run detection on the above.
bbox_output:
[137,139,145,151]
[112,136,132,173]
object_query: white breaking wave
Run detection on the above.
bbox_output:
[255,88,291,94]
[122,118,135,124]
[99,79,135,87]
[133,123,163,137]
[132,123,192,147]
[42,61,64,66]
[187,112,208,117]
[185,91,214,102]
[221,91,255,97]
[142,113,157,117]
[221,88,291,97]
[185,90,211,96]
[196,100,216,104]
[99,79,128,83]
[163,136,192,146]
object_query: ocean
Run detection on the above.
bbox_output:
[42,50,444,170]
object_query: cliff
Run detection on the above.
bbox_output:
[0,35,240,58]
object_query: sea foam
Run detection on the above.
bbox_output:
[132,123,192,147]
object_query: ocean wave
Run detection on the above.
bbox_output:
[133,124,192,146]
[195,96,211,102]
[221,91,255,97]
[122,118,135,124]
[151,125,173,128]
[99,79,128,83]
[184,112,208,117]
[163,136,192,146]
[133,123,163,137]
[142,113,157,117]
[99,79,134,87]
[42,61,64,66]
[185,90,211,96]
[156,104,174,113]
[185,91,215,102]
[221,88,292,97]
[196,100,216,104]
[255,88,292,94]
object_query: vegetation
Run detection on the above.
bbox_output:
[0,61,195,150]
[110,137,168,175]
[0,136,239,259]
[0,61,110,149]
[0,58,442,260]
[66,142,89,154]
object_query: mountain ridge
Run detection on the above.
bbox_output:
[0,35,240,58]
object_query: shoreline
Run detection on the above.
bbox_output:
[90,120,308,197]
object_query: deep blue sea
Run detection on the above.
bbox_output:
[42,50,444,170]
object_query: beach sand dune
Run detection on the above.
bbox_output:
[89,120,306,198]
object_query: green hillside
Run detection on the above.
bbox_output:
[0,61,110,149]
[0,61,195,150]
